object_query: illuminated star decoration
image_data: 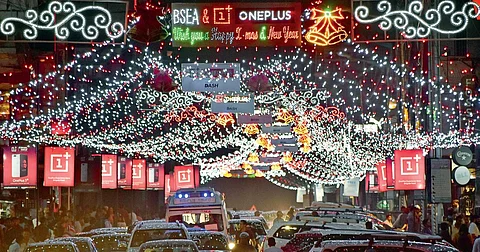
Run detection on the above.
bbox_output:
[305,7,348,46]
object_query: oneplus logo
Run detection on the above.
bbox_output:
[132,162,143,179]
[213,5,232,24]
[400,154,421,175]
[50,152,71,173]
[101,158,114,176]
[178,169,191,183]
[380,164,386,180]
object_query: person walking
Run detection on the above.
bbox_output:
[265,237,282,252]
[469,215,480,239]
[407,205,421,233]
[286,207,295,221]
[272,211,284,227]
[393,206,408,231]
[232,232,256,252]
[383,214,394,229]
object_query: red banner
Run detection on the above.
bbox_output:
[174,165,195,189]
[376,161,387,192]
[132,159,146,190]
[365,171,378,192]
[386,158,394,188]
[147,163,164,189]
[101,154,117,189]
[3,146,37,188]
[394,149,426,190]
[165,174,171,202]
[117,157,132,188]
[44,147,75,187]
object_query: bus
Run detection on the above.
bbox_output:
[166,187,228,235]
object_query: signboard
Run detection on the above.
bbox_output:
[365,172,379,192]
[3,146,37,188]
[132,159,146,190]
[174,165,195,189]
[376,161,387,192]
[275,145,299,152]
[453,166,471,186]
[171,2,302,47]
[237,114,273,124]
[182,63,240,92]
[430,159,452,203]
[272,137,297,145]
[386,158,394,188]
[174,197,215,205]
[147,163,165,190]
[343,177,360,197]
[394,150,426,190]
[253,165,271,171]
[117,157,132,188]
[211,93,254,114]
[44,147,75,187]
[259,155,281,163]
[452,146,473,166]
[261,124,291,134]
[101,154,117,189]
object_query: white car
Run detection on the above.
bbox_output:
[138,239,199,252]
[127,222,190,252]
[262,220,365,251]
[310,240,458,252]
[26,241,80,252]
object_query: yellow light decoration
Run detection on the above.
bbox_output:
[248,153,259,162]
[282,152,293,163]
[298,134,312,144]
[293,122,309,135]
[242,162,252,169]
[216,113,235,126]
[243,124,260,135]
[301,145,312,153]
[223,172,232,178]
[305,7,348,46]
[271,163,281,171]
[276,109,295,124]
[255,169,265,177]
[245,168,255,175]
[256,136,271,149]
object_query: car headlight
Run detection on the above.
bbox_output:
[228,243,236,250]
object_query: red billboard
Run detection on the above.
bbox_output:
[174,165,195,189]
[386,158,394,188]
[101,154,117,189]
[147,163,164,190]
[394,149,426,190]
[3,146,37,188]
[132,159,146,190]
[171,2,302,47]
[365,171,378,192]
[44,147,75,187]
[165,174,171,202]
[117,157,132,188]
[376,161,387,192]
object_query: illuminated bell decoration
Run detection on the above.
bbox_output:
[245,168,255,175]
[293,122,309,135]
[277,109,295,124]
[248,153,259,163]
[223,172,233,178]
[216,113,235,127]
[282,152,293,163]
[242,163,252,170]
[256,136,271,149]
[271,163,281,171]
[305,7,348,46]
[244,124,260,135]
[255,169,265,177]
[150,69,176,92]
[128,8,169,43]
[247,73,273,92]
[298,134,312,145]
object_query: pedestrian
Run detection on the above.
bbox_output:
[422,219,433,235]
[33,217,51,242]
[232,232,256,252]
[286,207,295,221]
[469,215,480,239]
[264,237,282,252]
[407,205,421,233]
[452,214,463,240]
[473,236,480,252]
[393,206,408,231]
[272,211,284,227]
[8,233,22,252]
[237,220,255,247]
[19,230,35,251]
[383,214,393,229]
[453,224,473,252]
[440,222,453,245]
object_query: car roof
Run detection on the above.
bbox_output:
[190,231,227,237]
[299,229,443,241]
[320,240,457,251]
[91,227,127,233]
[28,241,77,248]
[53,237,93,242]
[135,222,187,230]
[91,233,131,239]
[268,221,365,235]
[228,219,264,224]
[139,239,197,247]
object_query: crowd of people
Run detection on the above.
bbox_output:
[0,205,146,252]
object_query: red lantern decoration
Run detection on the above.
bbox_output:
[150,69,176,92]
[247,73,272,92]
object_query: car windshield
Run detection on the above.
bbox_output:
[191,234,228,250]
[228,222,266,235]
[131,229,187,247]
[72,241,90,252]
[273,225,317,240]
[92,236,129,251]
[168,213,224,231]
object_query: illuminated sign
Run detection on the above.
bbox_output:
[3,146,37,188]
[0,1,126,42]
[44,147,75,187]
[211,93,254,114]
[181,63,240,92]
[305,7,348,46]
[171,2,302,47]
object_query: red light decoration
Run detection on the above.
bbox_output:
[305,7,348,46]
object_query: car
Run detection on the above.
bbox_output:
[262,220,365,250]
[227,219,267,250]
[76,230,116,237]
[311,239,459,252]
[128,220,167,233]
[91,233,131,252]
[26,241,80,252]
[138,239,199,252]
[53,237,97,252]
[91,227,128,234]
[190,231,232,251]
[281,230,324,252]
[128,222,190,252]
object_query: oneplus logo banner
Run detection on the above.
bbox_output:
[3,146,37,188]
[394,149,425,190]
[117,157,132,188]
[174,165,195,189]
[44,147,75,187]
[132,159,146,190]
[376,161,387,192]
[101,154,118,189]
[147,163,164,189]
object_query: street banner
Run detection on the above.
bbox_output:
[174,165,195,189]
[394,149,426,190]
[376,161,387,192]
[272,138,297,145]
[386,158,394,188]
[182,78,241,92]
[101,154,118,189]
[117,157,132,188]
[365,171,379,192]
[211,93,254,114]
[181,63,240,92]
[261,124,291,134]
[44,147,75,187]
[237,114,273,124]
[3,146,37,188]
[132,159,146,190]
[343,177,360,197]
[147,163,164,190]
